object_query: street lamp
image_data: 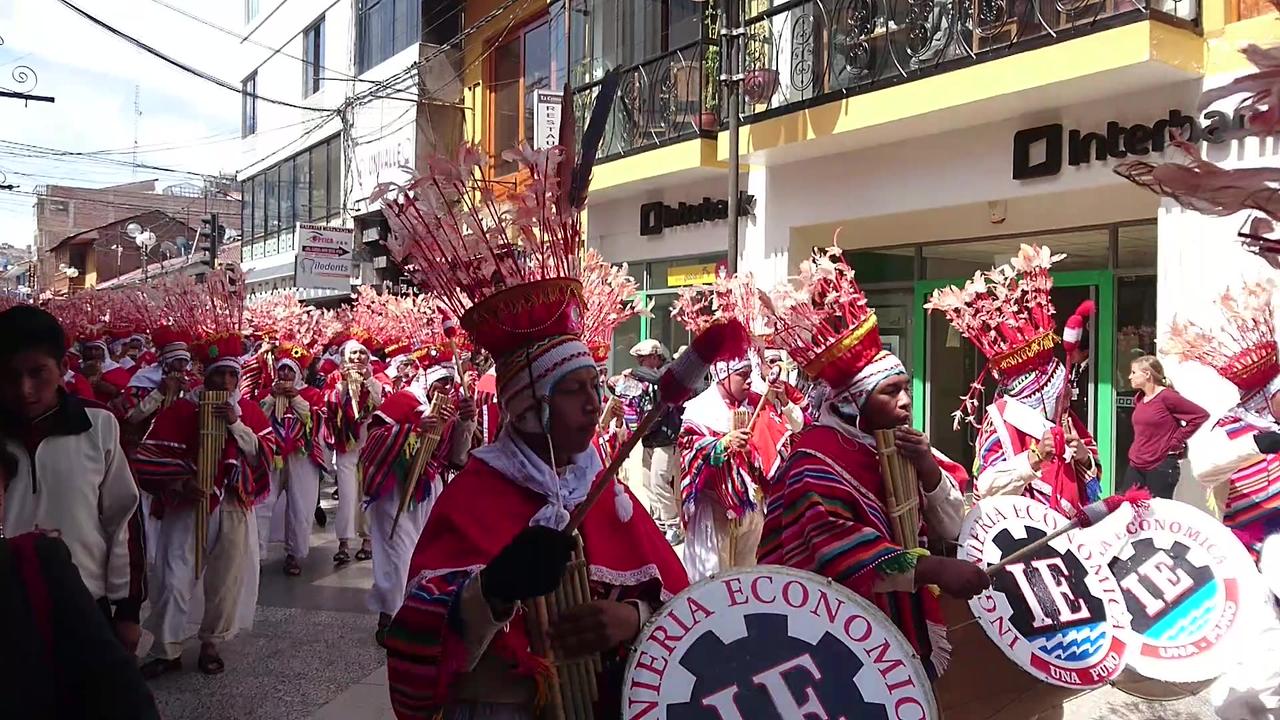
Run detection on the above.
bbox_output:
[126,222,159,284]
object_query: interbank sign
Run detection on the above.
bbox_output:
[1012,108,1249,180]
[639,192,756,236]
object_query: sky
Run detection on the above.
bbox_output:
[0,0,248,248]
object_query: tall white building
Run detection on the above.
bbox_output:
[235,0,463,300]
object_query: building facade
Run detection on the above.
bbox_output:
[32,179,239,295]
[235,0,464,301]
[446,0,1278,493]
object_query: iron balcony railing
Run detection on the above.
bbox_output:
[573,0,1197,164]
[571,38,721,164]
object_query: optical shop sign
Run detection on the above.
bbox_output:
[295,223,354,291]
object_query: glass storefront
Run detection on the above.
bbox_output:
[608,252,727,372]
[847,222,1157,494]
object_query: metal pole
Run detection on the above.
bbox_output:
[722,0,740,274]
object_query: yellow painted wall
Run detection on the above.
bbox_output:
[462,0,552,146]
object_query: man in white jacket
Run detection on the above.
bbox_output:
[0,305,145,653]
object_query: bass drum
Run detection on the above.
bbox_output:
[623,566,939,719]
[934,595,1083,720]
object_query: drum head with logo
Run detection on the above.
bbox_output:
[1085,498,1268,683]
[959,496,1130,689]
[623,566,938,720]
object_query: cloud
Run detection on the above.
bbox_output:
[0,0,248,248]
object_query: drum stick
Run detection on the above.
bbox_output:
[746,366,782,432]
[566,321,750,534]
[983,487,1151,576]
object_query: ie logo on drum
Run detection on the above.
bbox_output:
[959,496,1131,689]
[623,568,940,720]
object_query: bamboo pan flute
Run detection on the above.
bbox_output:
[530,533,601,720]
[195,391,230,577]
[873,428,921,549]
[391,391,449,537]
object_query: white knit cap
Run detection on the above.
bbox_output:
[709,356,752,382]
[496,335,596,433]
[422,362,456,389]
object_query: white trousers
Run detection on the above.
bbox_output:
[257,455,322,559]
[366,478,438,616]
[644,445,681,527]
[143,503,259,660]
[334,443,369,542]
[1211,585,1280,719]
[682,501,764,583]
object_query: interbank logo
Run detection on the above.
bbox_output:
[1012,109,1250,180]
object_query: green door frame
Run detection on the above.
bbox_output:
[911,269,1116,495]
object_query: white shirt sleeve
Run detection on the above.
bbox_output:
[976,451,1038,499]
[779,402,805,433]
[125,388,165,423]
[922,470,966,542]
[98,415,141,602]
[449,419,476,467]
[290,394,311,415]
[458,573,518,671]
[1189,426,1263,488]
[227,420,260,459]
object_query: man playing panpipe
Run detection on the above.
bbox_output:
[377,132,689,719]
[362,341,476,646]
[674,272,793,582]
[134,330,278,679]
[926,245,1102,516]
[758,246,989,679]
[323,333,382,565]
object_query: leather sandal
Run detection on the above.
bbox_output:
[197,647,225,675]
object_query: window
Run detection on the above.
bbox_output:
[43,199,69,215]
[423,0,463,46]
[245,0,259,23]
[569,0,701,84]
[242,72,258,136]
[489,13,567,175]
[241,136,341,252]
[309,142,328,221]
[303,17,325,96]
[356,0,421,75]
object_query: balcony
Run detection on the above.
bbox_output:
[736,0,1197,122]
[572,38,720,164]
[573,0,1198,168]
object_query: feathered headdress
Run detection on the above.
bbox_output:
[671,268,770,338]
[142,268,247,373]
[1162,279,1279,401]
[376,76,623,434]
[376,72,621,359]
[580,249,651,367]
[925,245,1066,426]
[765,245,884,392]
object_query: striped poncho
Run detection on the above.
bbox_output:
[677,386,787,520]
[759,424,967,679]
[1195,415,1280,559]
[261,386,327,471]
[975,397,1101,515]
[359,389,462,506]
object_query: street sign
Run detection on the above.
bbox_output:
[295,223,354,291]
[533,89,562,150]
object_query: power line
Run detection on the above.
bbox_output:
[55,0,336,113]
[0,140,214,178]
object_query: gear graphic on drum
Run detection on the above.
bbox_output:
[1109,537,1218,640]
[666,613,891,720]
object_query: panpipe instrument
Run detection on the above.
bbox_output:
[389,390,450,537]
[195,391,230,576]
[274,389,289,419]
[529,533,600,720]
[873,428,920,549]
[597,394,623,433]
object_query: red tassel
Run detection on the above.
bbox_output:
[658,320,750,406]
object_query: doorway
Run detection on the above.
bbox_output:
[912,270,1116,494]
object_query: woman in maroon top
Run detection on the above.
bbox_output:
[1126,356,1209,498]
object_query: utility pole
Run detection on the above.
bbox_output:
[209,212,221,267]
[722,0,741,274]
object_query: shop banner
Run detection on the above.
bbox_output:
[533,90,562,150]
[295,223,353,291]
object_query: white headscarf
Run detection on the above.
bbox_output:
[817,350,908,446]
[275,357,306,390]
[471,425,603,530]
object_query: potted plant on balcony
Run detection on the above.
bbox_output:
[741,26,778,106]
[699,45,720,131]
